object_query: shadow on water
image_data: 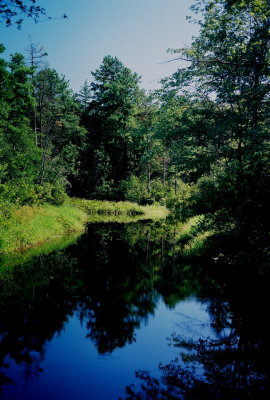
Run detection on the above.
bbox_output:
[121,217,270,399]
[0,220,194,393]
[0,218,270,399]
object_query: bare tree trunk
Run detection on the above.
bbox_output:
[147,135,151,194]
[162,157,166,187]
[37,126,51,184]
[34,108,38,146]
[147,162,151,194]
[174,169,177,195]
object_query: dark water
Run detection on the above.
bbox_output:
[0,221,270,399]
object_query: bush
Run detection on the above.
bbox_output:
[0,181,38,205]
[120,175,148,204]
[0,199,16,224]
[92,180,115,200]
[192,175,220,213]
[166,180,196,219]
[50,185,67,205]
[121,176,175,205]
[0,181,67,208]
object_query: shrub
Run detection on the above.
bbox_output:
[50,184,67,205]
[0,199,15,224]
[192,175,219,213]
[0,181,67,208]
[166,180,196,219]
[121,175,148,204]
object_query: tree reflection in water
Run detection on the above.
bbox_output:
[0,221,188,390]
[122,222,270,400]
[124,334,269,399]
[0,220,269,399]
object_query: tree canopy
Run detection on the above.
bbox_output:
[1,0,270,226]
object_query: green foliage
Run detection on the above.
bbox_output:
[0,181,67,208]
[157,0,270,226]
[120,175,148,204]
[50,184,67,205]
[78,55,145,199]
[33,68,87,186]
[166,180,196,218]
[1,0,270,231]
[192,174,220,213]
[182,230,214,257]
[0,49,85,195]
[0,181,38,206]
[76,79,91,111]
[0,199,15,224]
[0,199,168,254]
[0,49,41,183]
[67,197,168,219]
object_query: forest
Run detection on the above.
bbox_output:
[1,1,270,399]
[1,0,269,239]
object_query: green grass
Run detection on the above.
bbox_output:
[172,215,214,257]
[182,230,214,257]
[66,198,168,219]
[0,199,168,255]
[175,215,204,241]
[0,204,88,254]
[0,232,81,272]
[141,204,170,220]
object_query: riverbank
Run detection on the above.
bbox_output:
[0,199,168,254]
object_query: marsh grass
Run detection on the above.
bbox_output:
[0,199,168,255]
[182,231,214,257]
[0,204,87,254]
[176,215,204,241]
[67,198,168,218]
[0,232,80,272]
[173,215,214,257]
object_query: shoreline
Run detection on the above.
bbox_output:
[0,199,169,255]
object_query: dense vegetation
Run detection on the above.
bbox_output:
[1,1,270,398]
[1,0,270,244]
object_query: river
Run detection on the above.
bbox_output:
[0,220,269,399]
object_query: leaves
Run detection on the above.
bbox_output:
[0,0,46,27]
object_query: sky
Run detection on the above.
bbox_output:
[0,0,199,93]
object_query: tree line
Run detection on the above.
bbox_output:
[1,0,270,228]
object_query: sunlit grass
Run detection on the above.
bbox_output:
[0,232,80,272]
[66,198,169,219]
[142,204,169,220]
[183,231,214,257]
[175,215,204,241]
[0,204,87,254]
[0,199,168,255]
[172,214,214,257]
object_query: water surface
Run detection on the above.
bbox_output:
[0,221,269,399]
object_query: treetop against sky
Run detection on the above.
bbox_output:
[0,0,198,92]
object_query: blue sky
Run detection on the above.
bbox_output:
[0,0,199,92]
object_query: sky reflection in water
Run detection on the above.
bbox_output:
[0,221,269,399]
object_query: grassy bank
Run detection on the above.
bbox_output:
[66,198,168,219]
[0,199,168,255]
[171,215,214,258]
[0,232,81,272]
[0,204,88,254]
